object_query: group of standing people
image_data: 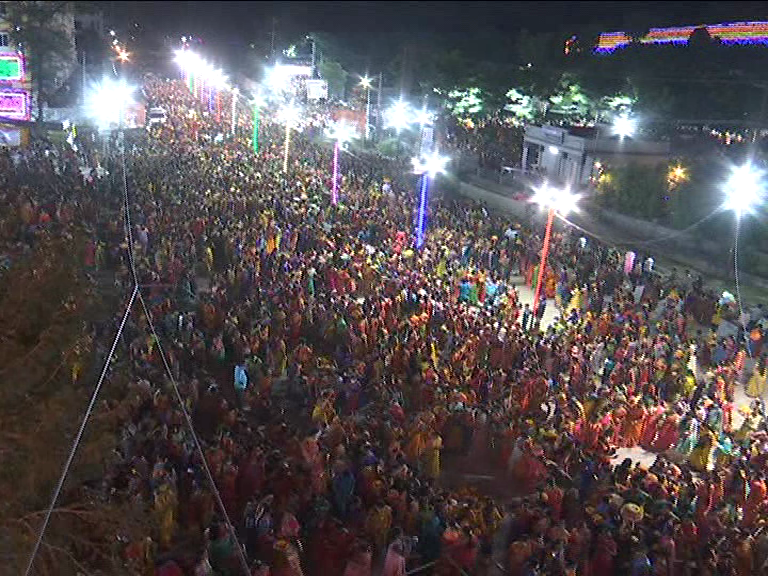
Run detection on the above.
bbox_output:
[5,75,768,576]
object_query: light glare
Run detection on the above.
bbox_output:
[326,119,358,145]
[614,115,636,138]
[531,183,580,216]
[412,151,449,178]
[723,164,763,217]
[88,78,134,129]
[385,100,411,132]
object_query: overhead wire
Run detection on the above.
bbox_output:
[26,117,251,575]
[23,285,139,576]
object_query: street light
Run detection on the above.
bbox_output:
[278,103,300,174]
[412,150,449,248]
[723,163,764,354]
[326,120,358,205]
[530,183,580,315]
[360,75,373,140]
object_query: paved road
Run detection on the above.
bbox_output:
[456,177,768,305]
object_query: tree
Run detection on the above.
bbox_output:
[318,59,348,99]
[7,1,76,123]
[597,163,669,220]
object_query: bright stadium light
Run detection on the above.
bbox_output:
[385,99,411,132]
[359,75,373,89]
[530,182,580,316]
[326,119,358,147]
[414,107,434,127]
[88,78,135,130]
[531,183,581,216]
[614,114,637,139]
[278,103,301,126]
[412,151,449,178]
[723,163,763,218]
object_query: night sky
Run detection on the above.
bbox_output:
[110,1,768,68]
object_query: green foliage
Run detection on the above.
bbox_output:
[7,1,75,122]
[318,59,348,98]
[504,88,541,123]
[445,87,484,120]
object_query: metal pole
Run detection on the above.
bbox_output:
[532,207,555,315]
[416,173,429,248]
[283,121,291,173]
[252,104,260,152]
[331,140,340,205]
[376,72,383,139]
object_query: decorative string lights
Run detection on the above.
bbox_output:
[594,21,768,53]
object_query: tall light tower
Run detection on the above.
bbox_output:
[530,184,580,316]
[360,75,373,141]
[326,120,358,205]
[412,151,449,248]
[279,103,300,174]
[723,163,764,354]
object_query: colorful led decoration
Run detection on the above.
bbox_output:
[595,21,768,53]
[0,54,25,82]
[0,90,30,121]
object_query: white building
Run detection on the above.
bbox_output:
[522,124,670,187]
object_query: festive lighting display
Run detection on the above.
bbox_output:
[326,120,359,205]
[595,21,768,53]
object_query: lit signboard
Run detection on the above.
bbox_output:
[0,90,30,121]
[0,54,24,81]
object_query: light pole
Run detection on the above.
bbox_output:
[530,184,580,315]
[231,87,238,136]
[252,95,265,153]
[723,163,763,354]
[412,151,449,248]
[279,104,300,174]
[360,75,373,141]
[326,120,358,205]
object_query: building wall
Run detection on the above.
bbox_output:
[522,124,670,188]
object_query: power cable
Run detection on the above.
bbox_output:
[137,285,252,576]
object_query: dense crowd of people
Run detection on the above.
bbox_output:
[5,76,768,576]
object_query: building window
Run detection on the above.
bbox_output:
[0,33,9,48]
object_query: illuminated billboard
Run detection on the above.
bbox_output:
[0,90,30,121]
[0,54,25,82]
